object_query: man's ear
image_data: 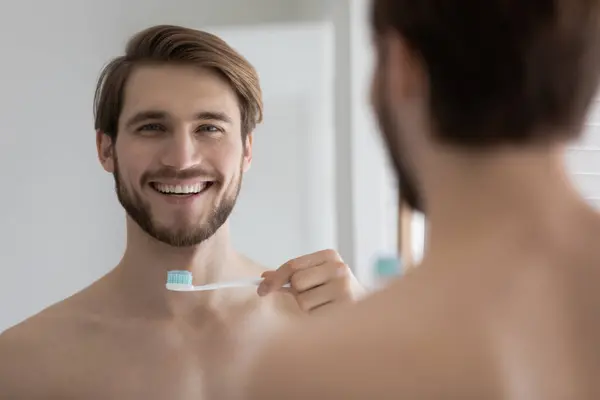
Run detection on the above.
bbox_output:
[242,132,253,173]
[384,31,428,103]
[96,130,115,173]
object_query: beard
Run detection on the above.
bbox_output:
[113,153,242,247]
[372,61,424,213]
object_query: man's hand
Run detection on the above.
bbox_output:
[257,249,365,313]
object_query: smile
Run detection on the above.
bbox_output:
[150,182,213,196]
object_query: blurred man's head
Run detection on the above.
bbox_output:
[94,25,263,246]
[370,0,600,211]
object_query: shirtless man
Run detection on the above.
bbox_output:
[245,0,600,399]
[0,25,363,399]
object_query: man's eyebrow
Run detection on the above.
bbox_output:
[124,110,233,129]
[195,111,233,124]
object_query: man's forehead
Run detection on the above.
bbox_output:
[121,64,241,121]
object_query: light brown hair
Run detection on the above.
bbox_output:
[94,24,263,140]
[372,0,600,147]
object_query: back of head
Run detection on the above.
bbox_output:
[371,0,600,148]
[94,25,263,140]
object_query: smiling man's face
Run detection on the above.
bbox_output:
[97,64,252,247]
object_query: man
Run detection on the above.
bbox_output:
[245,0,600,399]
[0,25,363,398]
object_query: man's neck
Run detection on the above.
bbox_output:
[421,146,597,271]
[121,218,237,284]
[102,219,257,318]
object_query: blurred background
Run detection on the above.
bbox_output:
[0,0,597,331]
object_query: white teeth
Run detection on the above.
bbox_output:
[154,183,207,194]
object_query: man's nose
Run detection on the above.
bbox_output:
[160,130,200,170]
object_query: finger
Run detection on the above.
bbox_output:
[257,266,295,296]
[295,279,345,313]
[256,271,293,294]
[290,262,342,293]
[257,249,343,296]
[285,249,343,271]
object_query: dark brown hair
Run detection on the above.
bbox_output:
[94,25,263,140]
[372,0,600,147]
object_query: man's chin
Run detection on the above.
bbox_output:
[151,207,207,224]
[151,222,202,238]
[148,227,210,247]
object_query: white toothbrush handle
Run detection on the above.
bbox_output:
[192,278,262,291]
[191,278,291,291]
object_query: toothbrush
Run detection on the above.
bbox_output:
[166,270,290,292]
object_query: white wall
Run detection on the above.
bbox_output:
[0,0,337,331]
[568,97,600,209]
[221,24,336,268]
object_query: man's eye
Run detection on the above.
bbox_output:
[138,123,165,132]
[198,125,222,133]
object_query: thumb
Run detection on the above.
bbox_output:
[257,269,293,296]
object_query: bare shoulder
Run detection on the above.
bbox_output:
[0,309,59,396]
[237,254,271,276]
[0,298,92,398]
[244,288,408,399]
[244,268,493,400]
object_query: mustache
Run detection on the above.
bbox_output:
[141,166,218,183]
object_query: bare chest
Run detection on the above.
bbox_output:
[40,312,281,399]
